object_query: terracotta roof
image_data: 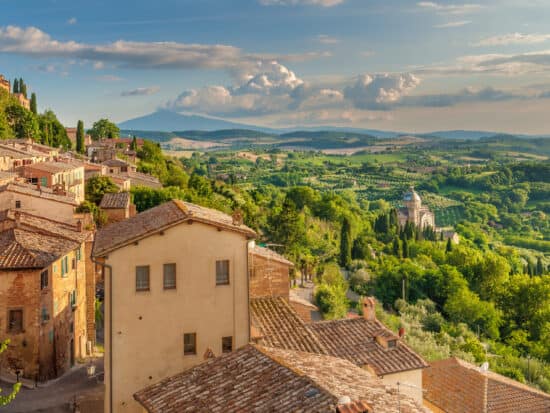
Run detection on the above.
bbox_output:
[93,200,255,257]
[0,210,87,270]
[250,245,294,266]
[23,161,81,174]
[309,317,429,376]
[0,181,78,205]
[134,345,428,413]
[99,192,130,209]
[102,159,133,167]
[424,357,550,413]
[250,296,327,354]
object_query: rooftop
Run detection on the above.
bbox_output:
[134,344,428,413]
[99,192,130,209]
[250,296,326,354]
[23,161,82,174]
[309,317,429,375]
[424,357,550,413]
[0,181,78,205]
[250,245,294,266]
[93,200,256,257]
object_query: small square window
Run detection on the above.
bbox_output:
[136,266,150,291]
[8,309,23,333]
[163,263,176,290]
[216,260,230,285]
[184,333,196,355]
[72,258,76,270]
[222,336,232,353]
[15,200,21,209]
[387,339,397,349]
[40,269,49,290]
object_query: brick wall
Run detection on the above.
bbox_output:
[249,254,290,299]
[103,207,128,224]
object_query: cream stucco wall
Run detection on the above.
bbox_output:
[382,369,424,404]
[0,190,76,223]
[102,221,251,413]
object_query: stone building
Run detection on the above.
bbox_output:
[20,161,85,203]
[398,186,436,229]
[92,200,256,413]
[249,243,293,299]
[99,192,136,224]
[13,93,30,110]
[0,210,93,381]
[65,127,92,148]
[0,75,10,93]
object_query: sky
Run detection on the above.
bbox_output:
[2,0,550,133]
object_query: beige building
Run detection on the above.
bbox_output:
[0,75,10,93]
[99,192,136,224]
[92,200,256,413]
[0,210,93,381]
[13,93,30,110]
[20,162,85,203]
[398,186,435,229]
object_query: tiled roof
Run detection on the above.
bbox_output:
[93,200,256,257]
[250,245,294,266]
[250,296,327,354]
[99,192,130,209]
[309,317,429,375]
[0,181,78,205]
[424,358,550,413]
[102,159,132,167]
[23,161,80,174]
[134,345,428,413]
[0,210,87,270]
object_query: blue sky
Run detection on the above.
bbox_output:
[2,0,550,133]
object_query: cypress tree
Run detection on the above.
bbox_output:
[402,237,409,258]
[76,120,85,153]
[30,93,37,114]
[13,79,19,94]
[19,78,26,98]
[446,237,453,253]
[392,237,401,258]
[339,217,352,268]
[536,257,544,275]
[130,135,138,151]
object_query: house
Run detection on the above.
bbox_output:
[398,186,435,229]
[13,93,30,110]
[87,142,117,163]
[423,357,550,413]
[0,75,10,93]
[102,159,137,174]
[65,127,92,148]
[0,179,78,223]
[20,161,85,203]
[133,344,428,413]
[0,172,15,185]
[0,210,94,381]
[99,192,136,223]
[92,200,256,413]
[249,243,293,299]
[0,143,50,172]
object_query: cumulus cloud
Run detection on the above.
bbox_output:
[344,73,420,110]
[260,0,344,7]
[474,33,550,47]
[121,86,160,96]
[434,20,471,28]
[417,2,483,15]
[402,87,524,107]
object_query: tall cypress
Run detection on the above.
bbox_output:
[19,78,26,97]
[339,217,352,268]
[13,79,19,94]
[402,237,409,258]
[392,237,401,258]
[76,120,85,153]
[30,93,37,114]
[446,237,453,253]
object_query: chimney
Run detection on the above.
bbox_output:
[76,220,83,233]
[14,210,21,227]
[232,209,243,226]
[362,297,376,321]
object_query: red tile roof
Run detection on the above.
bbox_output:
[99,192,130,209]
[250,245,294,266]
[250,296,327,354]
[93,200,256,257]
[309,317,429,376]
[0,181,78,205]
[424,357,550,413]
[134,345,428,413]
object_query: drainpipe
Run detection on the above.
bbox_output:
[90,246,113,413]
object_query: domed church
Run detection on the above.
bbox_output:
[398,186,435,229]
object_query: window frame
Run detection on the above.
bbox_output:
[15,200,21,209]
[184,333,197,356]
[215,260,230,286]
[40,269,49,290]
[135,265,150,292]
[7,309,23,333]
[222,336,233,353]
[163,263,177,290]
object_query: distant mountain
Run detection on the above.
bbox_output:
[118,110,278,134]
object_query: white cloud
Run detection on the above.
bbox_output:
[417,2,483,15]
[317,34,339,44]
[67,17,77,25]
[260,0,344,7]
[474,33,550,47]
[121,86,160,96]
[344,73,420,110]
[93,61,104,70]
[434,20,471,28]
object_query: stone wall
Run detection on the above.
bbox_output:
[249,254,290,299]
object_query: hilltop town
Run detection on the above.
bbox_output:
[0,73,549,413]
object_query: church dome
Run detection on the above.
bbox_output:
[403,186,421,203]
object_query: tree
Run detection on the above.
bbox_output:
[12,78,19,94]
[88,118,120,140]
[339,217,352,268]
[76,120,85,154]
[446,237,453,253]
[393,237,401,258]
[402,237,409,258]
[0,340,21,406]
[85,176,119,205]
[130,135,138,151]
[19,78,27,98]
[536,257,545,275]
[30,92,37,114]
[5,104,39,139]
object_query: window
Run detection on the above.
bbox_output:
[61,256,68,277]
[163,263,176,290]
[41,307,50,322]
[387,339,397,349]
[216,260,230,285]
[15,200,21,209]
[8,309,23,333]
[222,336,233,353]
[40,177,47,187]
[184,333,196,355]
[40,269,49,290]
[69,290,77,308]
[76,248,81,261]
[72,258,76,270]
[136,266,150,291]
